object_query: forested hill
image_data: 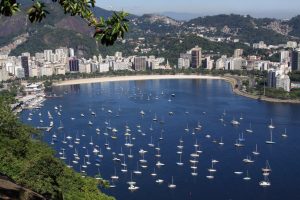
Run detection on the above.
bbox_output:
[0,2,300,60]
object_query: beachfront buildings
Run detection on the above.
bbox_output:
[267,64,291,92]
[0,48,169,79]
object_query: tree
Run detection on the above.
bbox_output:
[0,0,129,46]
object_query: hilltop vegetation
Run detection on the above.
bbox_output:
[0,91,113,200]
[1,3,300,61]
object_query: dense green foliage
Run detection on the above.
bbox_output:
[288,15,300,38]
[290,71,300,82]
[10,27,99,58]
[0,91,114,200]
[0,0,129,46]
[186,14,289,44]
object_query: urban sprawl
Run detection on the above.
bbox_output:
[1,40,300,93]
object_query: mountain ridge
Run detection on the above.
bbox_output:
[1,2,300,60]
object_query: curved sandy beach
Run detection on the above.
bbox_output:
[53,75,225,86]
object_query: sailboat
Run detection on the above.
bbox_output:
[62,134,67,144]
[206,171,214,179]
[128,148,134,159]
[243,155,254,163]
[176,154,184,166]
[243,170,251,181]
[240,113,244,120]
[128,183,139,192]
[246,123,253,133]
[155,178,164,184]
[231,117,240,125]
[95,168,103,180]
[133,162,142,175]
[268,119,275,129]
[261,160,272,175]
[208,160,217,172]
[118,147,124,157]
[281,128,288,138]
[219,137,224,145]
[156,160,165,167]
[89,136,93,145]
[252,144,260,155]
[127,172,136,185]
[195,121,202,131]
[58,121,64,130]
[153,113,158,121]
[259,175,271,187]
[177,139,184,149]
[159,130,164,140]
[234,139,244,147]
[185,124,189,132]
[148,136,155,147]
[151,168,157,177]
[191,168,198,176]
[111,168,119,180]
[266,129,275,144]
[168,176,176,189]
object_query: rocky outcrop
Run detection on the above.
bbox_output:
[0,174,45,200]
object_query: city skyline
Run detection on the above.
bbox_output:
[96,0,300,19]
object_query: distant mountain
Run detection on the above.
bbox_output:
[287,15,300,38]
[1,3,300,62]
[159,12,201,21]
[185,14,291,44]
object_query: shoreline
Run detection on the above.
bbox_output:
[53,75,224,86]
[53,74,300,104]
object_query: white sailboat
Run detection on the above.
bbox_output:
[252,144,260,155]
[243,170,251,181]
[148,135,155,147]
[231,117,240,125]
[234,139,245,147]
[208,160,217,172]
[243,155,254,163]
[168,176,176,189]
[219,137,224,145]
[133,162,142,175]
[268,118,275,129]
[151,168,157,177]
[259,175,271,187]
[281,128,288,138]
[127,172,136,185]
[111,168,119,180]
[176,154,184,166]
[185,124,189,132]
[155,178,164,184]
[128,183,139,191]
[58,121,64,130]
[206,172,214,179]
[261,160,272,175]
[128,148,134,159]
[245,122,253,133]
[266,129,275,144]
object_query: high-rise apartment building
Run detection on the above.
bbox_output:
[21,56,29,78]
[191,46,202,68]
[134,57,147,71]
[69,58,79,72]
[291,50,300,71]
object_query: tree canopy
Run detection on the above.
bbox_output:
[0,0,129,46]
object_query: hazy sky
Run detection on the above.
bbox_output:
[96,0,300,19]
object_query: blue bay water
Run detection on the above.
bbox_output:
[21,79,300,200]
